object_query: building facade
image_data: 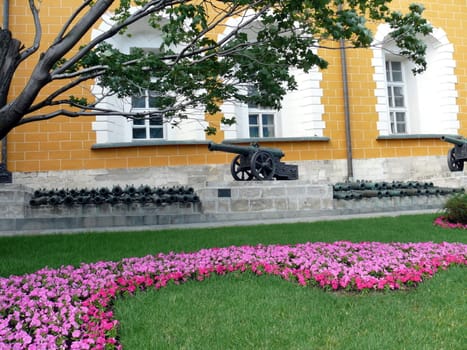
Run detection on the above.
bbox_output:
[1,0,466,190]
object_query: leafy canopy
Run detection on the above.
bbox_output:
[0,0,432,137]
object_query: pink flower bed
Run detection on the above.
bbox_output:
[1,241,466,349]
[434,216,467,230]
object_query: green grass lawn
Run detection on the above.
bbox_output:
[1,214,466,349]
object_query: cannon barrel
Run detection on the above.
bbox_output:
[441,135,467,146]
[208,142,284,158]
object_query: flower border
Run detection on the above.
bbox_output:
[433,216,467,230]
[1,241,466,349]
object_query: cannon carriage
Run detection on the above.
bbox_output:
[441,135,467,172]
[208,142,298,181]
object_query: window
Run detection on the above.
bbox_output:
[131,91,164,139]
[217,17,325,140]
[386,61,407,134]
[249,113,275,137]
[372,24,460,136]
[132,117,163,139]
[247,86,276,138]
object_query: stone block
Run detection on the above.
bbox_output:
[28,206,66,218]
[397,196,413,210]
[83,216,98,228]
[0,219,16,233]
[171,215,191,225]
[287,198,300,211]
[354,198,374,211]
[95,203,113,216]
[297,198,322,210]
[232,187,262,200]
[332,199,353,210]
[200,200,217,213]
[231,199,250,212]
[286,186,306,198]
[158,215,172,225]
[249,199,274,211]
[306,185,332,198]
[183,214,204,224]
[198,188,218,201]
[0,191,17,201]
[125,216,145,227]
[216,199,231,213]
[193,202,202,213]
[273,198,289,211]
[262,186,287,198]
[320,198,334,210]
[112,215,128,227]
[143,215,160,226]
[0,204,25,218]
[413,195,429,206]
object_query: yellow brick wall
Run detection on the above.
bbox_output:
[319,0,467,161]
[2,0,467,172]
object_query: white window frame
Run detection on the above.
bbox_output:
[372,24,460,136]
[217,16,325,140]
[130,89,165,140]
[385,60,408,134]
[246,86,277,138]
[248,111,276,138]
[92,18,209,145]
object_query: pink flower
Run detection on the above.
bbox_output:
[1,241,466,349]
[433,216,467,229]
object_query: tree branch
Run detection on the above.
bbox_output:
[19,91,212,125]
[171,1,262,65]
[28,70,106,113]
[53,0,94,45]
[51,65,109,80]
[19,0,41,62]
[52,0,185,75]
[160,5,269,66]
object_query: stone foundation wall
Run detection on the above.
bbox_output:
[198,181,333,214]
[9,156,466,191]
[0,177,460,235]
[1,154,465,235]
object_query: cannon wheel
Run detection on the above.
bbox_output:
[447,147,464,172]
[230,155,254,181]
[251,151,276,180]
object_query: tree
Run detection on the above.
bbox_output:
[0,0,432,140]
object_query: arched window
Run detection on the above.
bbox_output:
[218,17,325,140]
[372,24,459,135]
[91,14,207,144]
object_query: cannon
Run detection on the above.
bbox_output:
[208,142,298,181]
[441,135,467,172]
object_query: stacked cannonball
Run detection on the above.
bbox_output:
[29,185,200,207]
[333,180,465,200]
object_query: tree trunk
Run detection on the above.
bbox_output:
[0,29,21,106]
[0,29,20,180]
[0,29,22,139]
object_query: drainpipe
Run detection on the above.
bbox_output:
[2,0,8,27]
[338,4,354,181]
[0,0,12,183]
[340,38,353,180]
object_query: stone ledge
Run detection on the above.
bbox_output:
[0,198,445,236]
[198,183,334,214]
[0,182,453,235]
[0,213,205,236]
[25,202,201,218]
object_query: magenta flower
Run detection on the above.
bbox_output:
[0,241,466,349]
[434,216,467,229]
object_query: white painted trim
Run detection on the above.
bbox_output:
[371,24,460,136]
